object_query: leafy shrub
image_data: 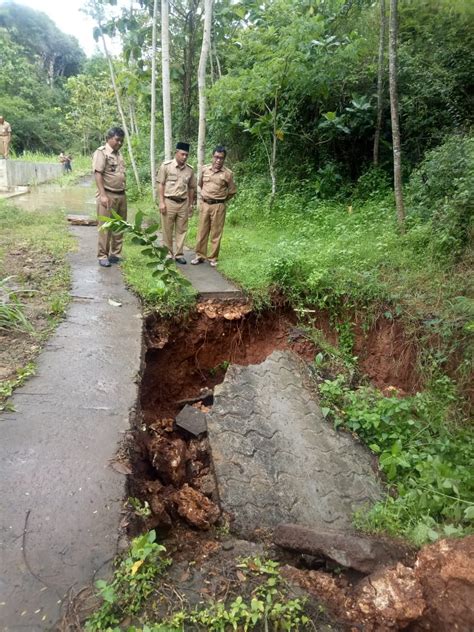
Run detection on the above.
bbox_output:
[311,162,347,199]
[406,133,474,261]
[85,531,170,630]
[352,166,391,201]
[319,375,474,544]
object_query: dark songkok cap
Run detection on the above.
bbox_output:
[176,141,190,152]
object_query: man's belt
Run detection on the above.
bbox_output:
[105,188,125,194]
[203,198,225,204]
[166,196,187,202]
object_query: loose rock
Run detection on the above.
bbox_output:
[413,536,474,631]
[175,404,207,436]
[173,484,220,530]
[274,523,411,573]
[354,563,426,629]
[66,214,98,226]
[149,435,187,486]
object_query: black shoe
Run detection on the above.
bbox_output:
[175,256,187,264]
[98,258,111,267]
[108,255,122,264]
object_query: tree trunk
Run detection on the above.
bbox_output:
[150,0,158,200]
[373,0,386,166]
[161,0,172,160]
[100,30,141,191]
[197,0,213,180]
[213,45,222,80]
[181,0,200,140]
[129,101,139,136]
[270,94,278,201]
[388,0,405,229]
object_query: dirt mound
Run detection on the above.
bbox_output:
[283,535,474,631]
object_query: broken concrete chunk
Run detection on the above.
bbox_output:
[176,404,207,436]
[207,350,382,534]
[274,523,411,574]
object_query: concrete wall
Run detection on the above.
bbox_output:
[0,160,62,190]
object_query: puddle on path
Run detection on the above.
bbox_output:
[9,176,96,215]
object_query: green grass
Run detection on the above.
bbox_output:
[0,201,74,257]
[0,201,74,406]
[199,179,467,315]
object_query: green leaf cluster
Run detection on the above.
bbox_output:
[318,374,474,544]
[100,210,195,308]
[125,557,310,632]
[85,530,170,630]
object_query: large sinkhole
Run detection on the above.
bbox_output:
[127,303,318,535]
[126,300,416,539]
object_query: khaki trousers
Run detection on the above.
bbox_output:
[161,198,189,256]
[0,137,10,159]
[97,191,127,259]
[195,201,226,261]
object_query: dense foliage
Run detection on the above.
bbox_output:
[0,2,86,153]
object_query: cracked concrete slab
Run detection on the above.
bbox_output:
[206,350,383,535]
[0,225,142,630]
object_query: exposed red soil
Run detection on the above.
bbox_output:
[141,303,317,420]
[119,300,471,630]
[355,317,420,394]
[282,536,474,632]
[141,301,420,421]
[131,300,423,537]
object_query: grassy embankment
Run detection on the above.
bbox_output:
[120,137,473,545]
[0,153,89,409]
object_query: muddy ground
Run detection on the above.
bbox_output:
[0,247,69,390]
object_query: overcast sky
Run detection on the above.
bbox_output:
[8,0,122,56]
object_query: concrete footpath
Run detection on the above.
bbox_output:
[0,227,142,629]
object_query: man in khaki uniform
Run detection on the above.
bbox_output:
[92,127,127,268]
[0,116,12,159]
[156,142,196,264]
[191,146,237,267]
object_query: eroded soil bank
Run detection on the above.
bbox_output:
[109,300,473,631]
[112,300,474,630]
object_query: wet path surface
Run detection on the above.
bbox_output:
[0,182,142,629]
[6,178,97,215]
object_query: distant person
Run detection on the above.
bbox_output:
[59,152,72,173]
[0,116,12,159]
[156,142,196,264]
[191,146,237,267]
[92,127,127,268]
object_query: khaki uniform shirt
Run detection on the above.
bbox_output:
[200,164,237,201]
[157,159,196,199]
[0,121,11,136]
[92,143,126,192]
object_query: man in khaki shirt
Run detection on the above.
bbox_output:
[92,127,127,268]
[0,116,12,159]
[156,142,196,264]
[191,146,237,267]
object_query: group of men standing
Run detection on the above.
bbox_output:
[93,127,236,269]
